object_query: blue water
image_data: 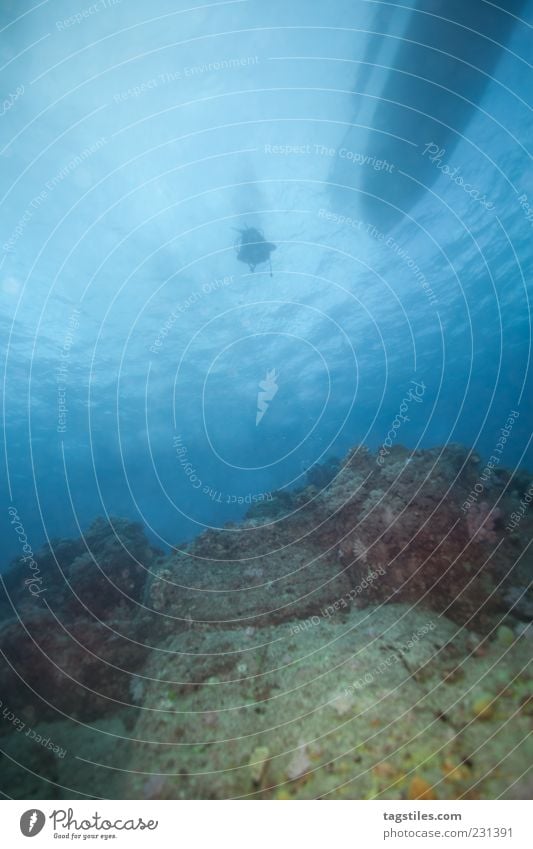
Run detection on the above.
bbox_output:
[1,0,532,565]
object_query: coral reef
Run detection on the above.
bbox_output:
[305,456,340,489]
[145,443,531,633]
[0,444,531,799]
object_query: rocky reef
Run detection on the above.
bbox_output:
[0,444,531,799]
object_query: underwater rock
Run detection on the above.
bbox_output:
[102,602,532,800]
[495,625,515,647]
[308,444,530,631]
[1,443,531,798]
[472,693,497,721]
[1,516,159,622]
[286,744,312,782]
[248,746,270,786]
[1,598,531,799]
[0,518,161,722]
[465,502,503,544]
[503,585,533,621]
[245,489,295,521]
[144,527,352,628]
[4,444,527,645]
[0,611,152,722]
[143,443,533,632]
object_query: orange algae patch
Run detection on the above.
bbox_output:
[373,762,397,779]
[408,776,438,800]
[442,760,470,783]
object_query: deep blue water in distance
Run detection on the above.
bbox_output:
[1,0,532,566]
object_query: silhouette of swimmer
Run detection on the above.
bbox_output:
[234,227,276,275]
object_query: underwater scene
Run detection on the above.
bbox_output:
[0,0,532,803]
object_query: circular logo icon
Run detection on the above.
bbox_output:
[20,810,46,837]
